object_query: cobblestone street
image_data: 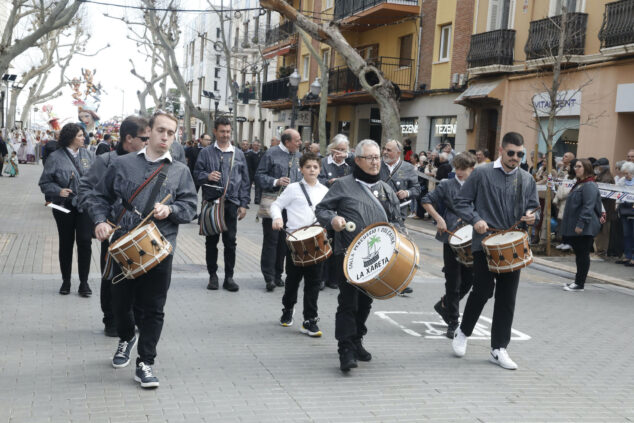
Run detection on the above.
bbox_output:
[1,165,633,423]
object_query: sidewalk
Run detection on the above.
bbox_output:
[406,216,634,289]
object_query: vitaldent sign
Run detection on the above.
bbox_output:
[532,90,581,117]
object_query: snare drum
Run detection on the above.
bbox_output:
[108,222,173,282]
[344,223,420,300]
[286,226,332,267]
[481,230,532,273]
[448,225,473,266]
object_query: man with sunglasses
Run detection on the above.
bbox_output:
[452,132,539,370]
[78,115,150,337]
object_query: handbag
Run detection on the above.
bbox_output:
[257,156,295,218]
[199,151,234,236]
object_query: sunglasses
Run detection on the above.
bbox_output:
[506,150,525,158]
[137,136,150,142]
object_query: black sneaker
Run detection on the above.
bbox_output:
[280,308,294,326]
[59,280,71,295]
[207,274,219,290]
[78,281,92,297]
[274,278,285,287]
[401,286,413,294]
[265,281,276,292]
[434,298,451,325]
[339,348,358,372]
[326,280,339,289]
[300,318,322,337]
[134,362,159,388]
[319,281,325,291]
[112,336,137,368]
[223,277,239,292]
[353,339,372,362]
[446,321,459,339]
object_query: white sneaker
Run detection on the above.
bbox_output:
[555,243,564,250]
[452,328,468,357]
[560,244,572,251]
[563,283,584,292]
[489,348,518,370]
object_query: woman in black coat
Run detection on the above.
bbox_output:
[561,158,603,292]
[39,123,95,296]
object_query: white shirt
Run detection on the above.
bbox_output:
[279,142,289,154]
[66,147,79,158]
[455,175,466,186]
[386,158,401,174]
[270,180,329,232]
[138,146,173,163]
[214,141,234,153]
[493,157,519,175]
[327,155,346,166]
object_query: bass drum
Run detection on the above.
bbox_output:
[343,223,420,300]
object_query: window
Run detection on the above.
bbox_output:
[550,0,582,15]
[198,77,204,104]
[357,44,378,62]
[190,40,195,66]
[399,34,413,67]
[322,49,330,67]
[216,27,221,38]
[215,68,221,78]
[487,0,513,31]
[439,25,452,62]
[216,54,221,65]
[214,80,218,91]
[302,54,309,80]
[324,0,333,9]
[200,33,206,61]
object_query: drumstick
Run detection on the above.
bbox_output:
[444,228,462,241]
[283,228,298,240]
[132,194,172,231]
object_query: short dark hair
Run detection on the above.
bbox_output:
[120,115,149,142]
[149,110,178,128]
[299,152,321,168]
[214,116,231,129]
[281,131,293,146]
[501,132,524,147]
[453,152,477,170]
[103,134,111,141]
[58,123,84,148]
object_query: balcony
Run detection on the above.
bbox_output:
[467,29,515,69]
[238,86,257,103]
[328,56,415,99]
[334,0,419,28]
[262,77,290,103]
[265,21,296,46]
[524,13,588,60]
[599,0,634,49]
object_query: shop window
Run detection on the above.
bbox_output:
[338,121,351,138]
[429,116,457,149]
[538,117,579,157]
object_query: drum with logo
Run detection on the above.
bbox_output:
[448,224,474,266]
[286,225,332,267]
[343,223,420,300]
[481,230,532,273]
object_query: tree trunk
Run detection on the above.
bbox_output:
[259,0,402,143]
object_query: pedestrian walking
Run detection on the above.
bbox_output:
[616,161,634,267]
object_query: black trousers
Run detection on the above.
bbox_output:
[112,255,173,365]
[254,183,262,204]
[331,254,373,350]
[100,240,113,326]
[52,207,92,283]
[260,216,286,283]
[282,251,321,320]
[442,243,474,322]
[568,235,594,287]
[205,202,238,278]
[460,251,520,350]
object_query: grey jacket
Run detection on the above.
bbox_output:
[454,163,540,252]
[561,181,602,237]
[170,141,186,165]
[87,152,197,249]
[421,177,463,243]
[315,175,403,255]
[254,145,301,192]
[380,160,421,217]
[39,147,94,210]
[193,145,251,208]
[318,156,352,187]
[78,150,124,223]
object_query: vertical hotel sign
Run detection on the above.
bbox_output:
[532,90,581,117]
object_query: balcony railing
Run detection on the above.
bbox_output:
[328,56,414,94]
[467,29,516,68]
[262,77,290,102]
[524,13,588,60]
[599,0,634,48]
[265,21,296,46]
[334,0,418,21]
[238,87,257,103]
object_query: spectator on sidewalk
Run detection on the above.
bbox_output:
[615,162,634,267]
[0,135,8,176]
[627,149,634,163]
[557,152,575,180]
[435,152,453,181]
[593,158,615,254]
[561,159,603,292]
[553,159,578,251]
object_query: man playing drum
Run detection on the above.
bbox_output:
[271,152,329,337]
[421,152,476,339]
[316,139,403,373]
[90,111,197,388]
[452,132,539,370]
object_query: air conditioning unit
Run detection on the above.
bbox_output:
[451,73,459,86]
[458,74,467,86]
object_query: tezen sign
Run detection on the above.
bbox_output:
[532,90,581,117]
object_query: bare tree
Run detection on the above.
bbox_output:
[0,0,82,78]
[259,0,402,142]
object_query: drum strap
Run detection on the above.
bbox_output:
[299,182,313,208]
[143,162,171,216]
[116,163,167,224]
[358,181,388,222]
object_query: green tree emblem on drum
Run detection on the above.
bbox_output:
[363,235,381,267]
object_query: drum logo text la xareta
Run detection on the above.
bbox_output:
[347,226,397,282]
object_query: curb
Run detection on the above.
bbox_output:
[405,222,634,290]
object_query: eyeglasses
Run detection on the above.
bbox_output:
[137,136,150,142]
[358,155,381,162]
[506,150,525,158]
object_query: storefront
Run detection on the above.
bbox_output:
[429,116,457,150]
[533,90,581,157]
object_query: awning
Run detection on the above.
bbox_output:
[263,44,295,59]
[454,80,503,104]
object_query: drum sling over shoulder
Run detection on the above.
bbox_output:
[200,151,234,236]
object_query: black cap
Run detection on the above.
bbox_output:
[593,157,609,167]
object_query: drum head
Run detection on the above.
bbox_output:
[344,223,397,283]
[449,225,473,246]
[291,226,323,240]
[484,230,525,246]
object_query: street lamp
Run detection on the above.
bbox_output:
[2,74,17,129]
[309,77,321,97]
[288,68,300,128]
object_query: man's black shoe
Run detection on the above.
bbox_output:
[319,281,325,290]
[59,280,71,295]
[78,282,92,297]
[265,281,276,292]
[223,277,239,292]
[401,286,413,294]
[274,278,285,287]
[326,281,338,289]
[353,339,372,362]
[207,274,219,290]
[104,325,118,337]
[339,349,358,372]
[446,321,459,339]
[135,361,159,388]
[434,298,451,325]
